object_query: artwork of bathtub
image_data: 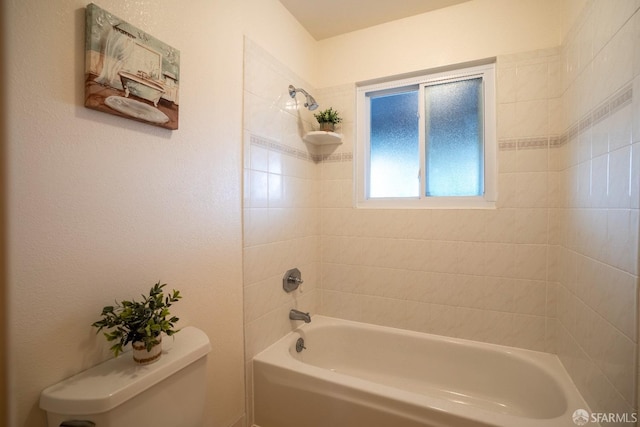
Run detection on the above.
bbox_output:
[253,316,594,427]
[85,4,180,129]
[118,71,165,107]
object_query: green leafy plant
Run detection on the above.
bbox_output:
[313,107,342,124]
[92,281,182,357]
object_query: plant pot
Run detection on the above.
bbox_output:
[132,336,162,365]
[319,122,335,132]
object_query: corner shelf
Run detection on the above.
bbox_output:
[303,131,343,146]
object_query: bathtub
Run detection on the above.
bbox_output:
[118,71,165,106]
[253,316,593,427]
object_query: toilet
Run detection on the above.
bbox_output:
[40,326,211,427]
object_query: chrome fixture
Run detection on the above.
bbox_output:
[288,84,319,111]
[289,309,311,323]
[283,268,304,293]
[295,337,306,353]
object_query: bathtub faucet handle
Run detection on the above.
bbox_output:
[283,268,304,293]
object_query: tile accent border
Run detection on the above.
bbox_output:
[249,134,352,164]
[498,83,633,151]
[250,83,632,164]
[563,83,632,146]
[250,134,318,162]
[499,137,549,151]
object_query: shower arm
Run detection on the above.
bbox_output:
[288,85,318,111]
[288,85,310,98]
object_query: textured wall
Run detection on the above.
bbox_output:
[316,0,563,87]
[6,1,245,426]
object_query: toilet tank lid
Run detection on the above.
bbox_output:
[39,326,211,415]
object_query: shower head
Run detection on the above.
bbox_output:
[288,85,319,111]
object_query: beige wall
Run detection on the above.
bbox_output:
[316,0,563,87]
[6,1,246,426]
[243,0,319,87]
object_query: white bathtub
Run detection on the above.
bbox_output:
[253,316,593,427]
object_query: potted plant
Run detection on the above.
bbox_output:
[92,281,182,365]
[313,107,342,132]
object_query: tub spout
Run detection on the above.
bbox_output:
[289,309,311,323]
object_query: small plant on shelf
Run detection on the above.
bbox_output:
[92,281,182,361]
[313,107,342,131]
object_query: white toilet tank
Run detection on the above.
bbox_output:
[40,326,211,427]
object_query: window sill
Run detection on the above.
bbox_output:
[356,197,496,209]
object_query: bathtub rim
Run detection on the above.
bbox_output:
[253,315,594,427]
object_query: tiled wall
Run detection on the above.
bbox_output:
[318,49,561,353]
[554,1,640,420]
[242,38,321,424]
[243,0,640,420]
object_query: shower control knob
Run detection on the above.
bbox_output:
[283,268,303,293]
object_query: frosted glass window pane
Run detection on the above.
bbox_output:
[369,90,419,198]
[425,78,483,197]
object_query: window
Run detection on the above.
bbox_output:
[356,62,496,208]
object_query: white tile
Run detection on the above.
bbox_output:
[609,104,633,152]
[510,314,546,351]
[590,154,608,208]
[516,147,548,173]
[497,173,518,209]
[514,208,549,244]
[516,62,548,102]
[478,277,515,312]
[516,172,548,208]
[498,104,517,139]
[498,149,517,173]
[514,244,547,280]
[548,58,562,99]
[631,142,640,208]
[498,66,517,104]
[249,170,269,208]
[591,117,610,159]
[515,100,549,138]
[514,279,547,315]
[455,307,513,346]
[608,146,632,208]
[484,209,516,243]
[456,242,487,276]
[484,243,516,278]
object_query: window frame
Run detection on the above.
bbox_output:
[355,61,497,209]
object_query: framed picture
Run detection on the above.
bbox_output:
[84,3,180,130]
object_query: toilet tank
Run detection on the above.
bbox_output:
[40,326,211,427]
